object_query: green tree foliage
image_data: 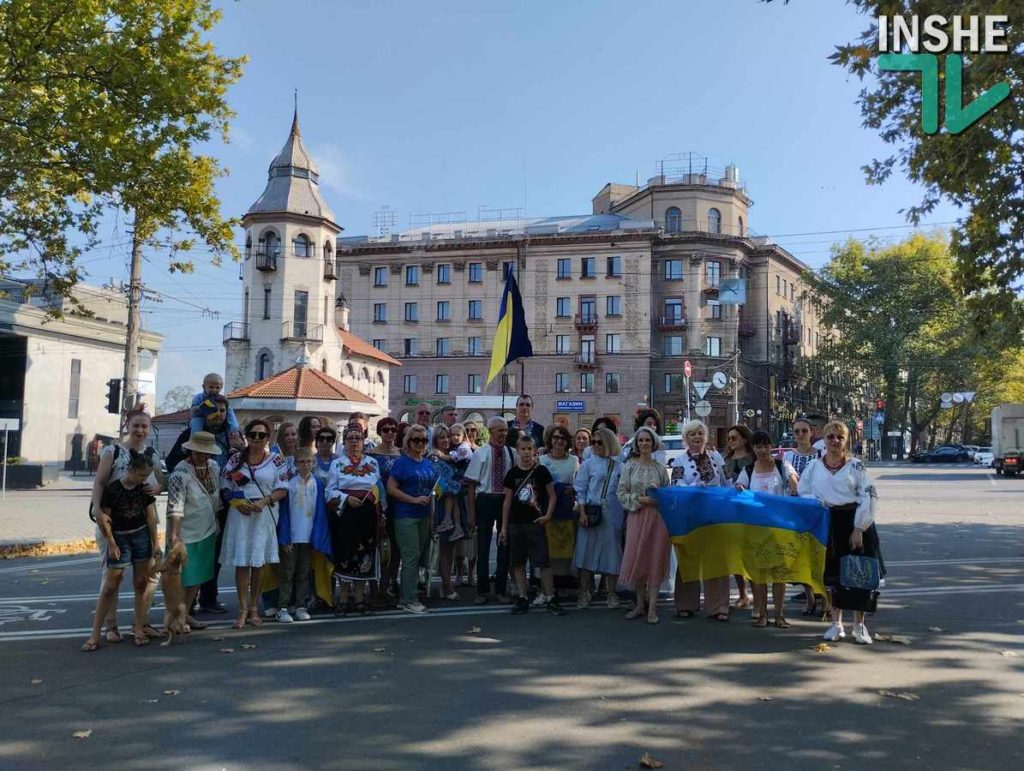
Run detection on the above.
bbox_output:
[0,0,246,302]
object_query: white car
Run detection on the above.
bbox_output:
[974,449,994,467]
[661,435,685,468]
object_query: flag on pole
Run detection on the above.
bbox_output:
[486,268,533,385]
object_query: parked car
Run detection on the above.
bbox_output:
[963,445,980,459]
[974,449,994,467]
[661,435,684,468]
[911,445,970,463]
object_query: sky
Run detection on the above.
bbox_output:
[69,0,961,407]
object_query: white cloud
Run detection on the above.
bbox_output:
[309,141,368,200]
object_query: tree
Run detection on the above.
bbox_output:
[0,0,246,302]
[159,385,196,415]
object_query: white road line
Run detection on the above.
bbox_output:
[0,556,98,575]
[885,556,1024,567]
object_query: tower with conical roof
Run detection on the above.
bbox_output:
[224,110,396,417]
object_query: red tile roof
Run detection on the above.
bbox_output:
[228,366,375,404]
[337,327,401,367]
[153,408,191,423]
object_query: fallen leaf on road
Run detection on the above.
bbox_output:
[813,643,834,653]
[241,643,257,650]
[373,647,387,653]
[212,636,224,642]
[219,648,235,654]
[72,730,92,739]
[141,699,159,704]
[879,690,920,701]
[28,569,39,574]
[468,626,482,634]
[638,752,665,768]
[927,626,945,633]
[163,690,180,696]
[890,636,913,645]
[30,679,43,685]
[999,650,1018,658]
[758,696,773,701]
[38,580,49,585]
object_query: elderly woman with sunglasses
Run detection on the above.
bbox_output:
[313,425,339,487]
[573,428,625,608]
[220,418,289,629]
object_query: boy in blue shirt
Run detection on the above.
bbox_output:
[190,373,239,434]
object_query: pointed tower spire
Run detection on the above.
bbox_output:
[291,89,300,136]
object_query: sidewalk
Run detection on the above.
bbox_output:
[0,472,167,549]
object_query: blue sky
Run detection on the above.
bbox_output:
[74,0,959,406]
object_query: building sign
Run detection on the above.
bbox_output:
[556,400,585,412]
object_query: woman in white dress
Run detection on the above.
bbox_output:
[798,421,881,645]
[220,418,288,629]
[671,419,732,621]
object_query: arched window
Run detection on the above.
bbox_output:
[293,233,311,257]
[707,208,721,234]
[324,241,333,259]
[321,358,328,373]
[665,207,682,234]
[345,363,355,380]
[256,351,272,380]
[245,235,252,259]
[360,367,370,382]
[259,230,280,256]
[737,215,744,237]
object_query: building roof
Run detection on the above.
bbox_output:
[245,109,338,226]
[227,365,374,404]
[153,408,191,423]
[337,327,401,367]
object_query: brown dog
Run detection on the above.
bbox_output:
[156,541,190,646]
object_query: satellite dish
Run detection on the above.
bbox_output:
[712,371,728,390]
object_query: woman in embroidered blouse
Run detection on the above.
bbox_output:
[220,418,288,629]
[672,419,732,621]
[722,425,756,609]
[326,426,382,615]
[367,417,402,600]
[274,421,300,476]
[573,428,625,609]
[784,417,824,616]
[798,420,880,645]
[165,431,222,632]
[616,427,671,624]
[540,424,580,596]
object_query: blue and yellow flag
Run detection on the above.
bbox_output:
[486,269,534,385]
[654,486,829,595]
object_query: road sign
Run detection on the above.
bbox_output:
[0,418,20,431]
[683,360,692,378]
[695,400,712,417]
[745,409,755,418]
[940,392,953,403]
[555,400,585,412]
[952,392,965,404]
[712,371,728,389]
[693,381,712,399]
[886,431,901,437]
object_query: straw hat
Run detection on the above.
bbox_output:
[181,431,220,455]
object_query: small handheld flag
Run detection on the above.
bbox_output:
[486,268,533,385]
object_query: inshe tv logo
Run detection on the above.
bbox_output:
[878,15,1011,134]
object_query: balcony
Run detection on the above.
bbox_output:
[222,321,249,343]
[701,283,720,297]
[254,248,279,272]
[281,321,324,342]
[323,258,337,280]
[574,313,599,332]
[784,324,802,346]
[574,354,599,370]
[657,315,687,331]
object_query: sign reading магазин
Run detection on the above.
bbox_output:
[556,400,585,412]
[877,14,1011,134]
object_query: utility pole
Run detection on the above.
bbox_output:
[732,348,740,424]
[121,230,144,430]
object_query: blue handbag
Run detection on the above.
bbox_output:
[840,554,880,590]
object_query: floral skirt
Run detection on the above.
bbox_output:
[330,496,380,583]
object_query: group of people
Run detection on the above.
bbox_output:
[82,379,882,652]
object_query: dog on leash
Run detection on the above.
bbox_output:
[155,541,189,646]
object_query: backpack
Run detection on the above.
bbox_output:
[88,444,157,522]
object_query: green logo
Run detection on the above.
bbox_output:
[878,53,1010,134]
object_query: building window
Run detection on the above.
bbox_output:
[738,215,744,237]
[68,358,81,419]
[403,375,417,394]
[664,373,674,393]
[580,373,595,393]
[404,302,418,322]
[404,338,419,357]
[605,372,620,393]
[469,262,483,283]
[665,207,682,233]
[263,287,271,320]
[437,264,451,284]
[373,303,387,323]
[607,255,622,277]
[776,275,781,295]
[468,374,482,394]
[257,351,272,380]
[605,334,622,354]
[665,259,683,280]
[707,208,721,234]
[557,258,572,279]
[372,338,386,350]
[436,337,450,357]
[581,256,596,279]
[556,297,571,317]
[665,298,683,322]
[555,335,570,355]
[293,290,308,337]
[502,261,516,281]
[468,336,482,356]
[708,299,722,319]
[664,335,683,356]
[606,295,622,316]
[468,299,482,320]
[555,373,570,393]
[373,267,388,287]
[580,335,595,363]
[501,373,516,393]
[579,296,597,322]
[706,260,721,288]
[405,265,419,286]
[705,336,722,357]
[437,301,450,321]
[293,233,311,257]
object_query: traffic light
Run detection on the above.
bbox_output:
[875,398,885,411]
[106,378,121,414]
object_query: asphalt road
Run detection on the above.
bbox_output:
[0,464,1021,770]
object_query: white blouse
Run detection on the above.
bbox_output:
[326,453,381,508]
[797,457,877,530]
[736,460,798,496]
[616,459,669,512]
[671,449,728,488]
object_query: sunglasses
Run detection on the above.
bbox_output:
[316,435,335,442]
[416,411,431,416]
[590,440,604,446]
[247,431,268,439]
[410,437,427,445]
[380,427,397,434]
[826,434,844,441]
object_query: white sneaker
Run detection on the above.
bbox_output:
[263,606,278,619]
[294,607,311,621]
[402,602,428,614]
[532,593,549,607]
[852,623,873,645]
[576,591,591,609]
[823,622,846,641]
[275,609,293,624]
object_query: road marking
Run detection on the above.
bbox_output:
[885,556,1024,567]
[0,556,98,575]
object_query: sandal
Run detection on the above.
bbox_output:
[625,607,645,620]
[733,596,751,609]
[132,631,151,646]
[104,626,123,644]
[232,615,246,630]
[246,611,263,627]
[709,613,730,623]
[647,614,660,625]
[81,639,100,652]
[752,616,768,628]
[774,616,792,629]
[186,617,207,631]
[676,610,696,618]
[142,624,161,639]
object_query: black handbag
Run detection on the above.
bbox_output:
[583,460,613,528]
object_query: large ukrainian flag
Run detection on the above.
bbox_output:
[486,269,534,385]
[654,486,829,595]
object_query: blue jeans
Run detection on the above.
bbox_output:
[107,527,153,568]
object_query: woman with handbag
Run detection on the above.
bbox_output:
[572,428,625,609]
[798,420,881,645]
